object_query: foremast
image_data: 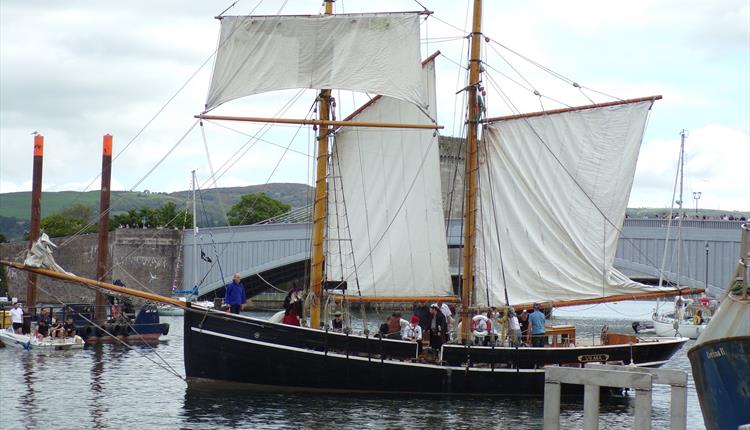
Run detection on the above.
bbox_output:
[460,0,483,343]
[308,0,334,329]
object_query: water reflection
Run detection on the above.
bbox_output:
[89,346,106,429]
[19,354,39,429]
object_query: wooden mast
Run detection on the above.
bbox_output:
[309,0,334,329]
[460,0,483,343]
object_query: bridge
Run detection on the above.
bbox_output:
[184,219,746,299]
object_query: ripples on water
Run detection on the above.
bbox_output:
[0,301,706,429]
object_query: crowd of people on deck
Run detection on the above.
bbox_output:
[367,301,551,354]
[268,286,554,352]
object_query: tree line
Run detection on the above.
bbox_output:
[34,192,290,238]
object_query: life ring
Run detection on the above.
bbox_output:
[472,314,489,337]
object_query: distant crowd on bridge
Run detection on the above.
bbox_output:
[625,213,747,221]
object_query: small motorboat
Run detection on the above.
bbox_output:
[0,328,85,351]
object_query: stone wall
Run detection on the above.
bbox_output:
[439,136,466,219]
[0,228,181,304]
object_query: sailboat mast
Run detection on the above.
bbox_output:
[309,0,334,329]
[676,130,686,288]
[192,169,197,298]
[461,0,483,343]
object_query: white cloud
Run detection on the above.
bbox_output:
[0,0,747,213]
[631,125,750,211]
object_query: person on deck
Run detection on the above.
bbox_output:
[63,317,77,338]
[331,311,344,332]
[386,313,402,339]
[508,308,521,347]
[10,302,23,334]
[282,288,303,326]
[35,318,49,339]
[413,302,431,333]
[439,302,454,341]
[428,304,448,350]
[402,315,422,342]
[529,303,546,347]
[224,273,247,314]
[110,299,123,322]
[518,310,530,345]
[50,318,64,338]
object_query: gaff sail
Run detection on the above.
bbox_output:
[206,13,426,110]
[475,99,677,307]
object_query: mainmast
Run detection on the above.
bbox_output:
[460,0,483,342]
[309,0,334,329]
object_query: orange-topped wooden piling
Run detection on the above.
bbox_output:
[26,134,44,311]
[95,134,113,321]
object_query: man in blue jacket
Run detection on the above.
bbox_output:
[529,303,546,347]
[224,273,246,314]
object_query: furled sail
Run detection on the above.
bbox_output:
[475,100,672,306]
[206,13,426,110]
[326,58,452,298]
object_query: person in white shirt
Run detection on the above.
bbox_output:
[508,308,521,346]
[402,315,423,342]
[10,303,24,334]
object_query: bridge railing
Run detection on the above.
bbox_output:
[623,219,746,230]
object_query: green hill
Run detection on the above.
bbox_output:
[0,183,313,240]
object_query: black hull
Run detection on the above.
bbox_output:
[183,309,687,396]
[186,323,550,396]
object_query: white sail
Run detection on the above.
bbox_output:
[206,13,426,110]
[475,100,671,306]
[326,58,452,298]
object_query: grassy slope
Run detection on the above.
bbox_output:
[0,183,314,230]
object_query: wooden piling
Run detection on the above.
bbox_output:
[26,134,44,311]
[95,134,113,321]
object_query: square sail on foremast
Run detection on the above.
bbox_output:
[206,13,426,111]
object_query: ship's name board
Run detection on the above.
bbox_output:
[706,347,726,359]
[577,354,609,363]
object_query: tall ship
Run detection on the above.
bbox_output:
[2,0,702,395]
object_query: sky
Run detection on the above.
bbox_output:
[1,0,748,212]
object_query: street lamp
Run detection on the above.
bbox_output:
[693,191,702,215]
[704,242,709,292]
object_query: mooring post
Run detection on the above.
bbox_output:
[95,134,113,322]
[670,380,687,430]
[543,377,561,430]
[26,134,44,313]
[634,386,653,430]
[583,383,600,430]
